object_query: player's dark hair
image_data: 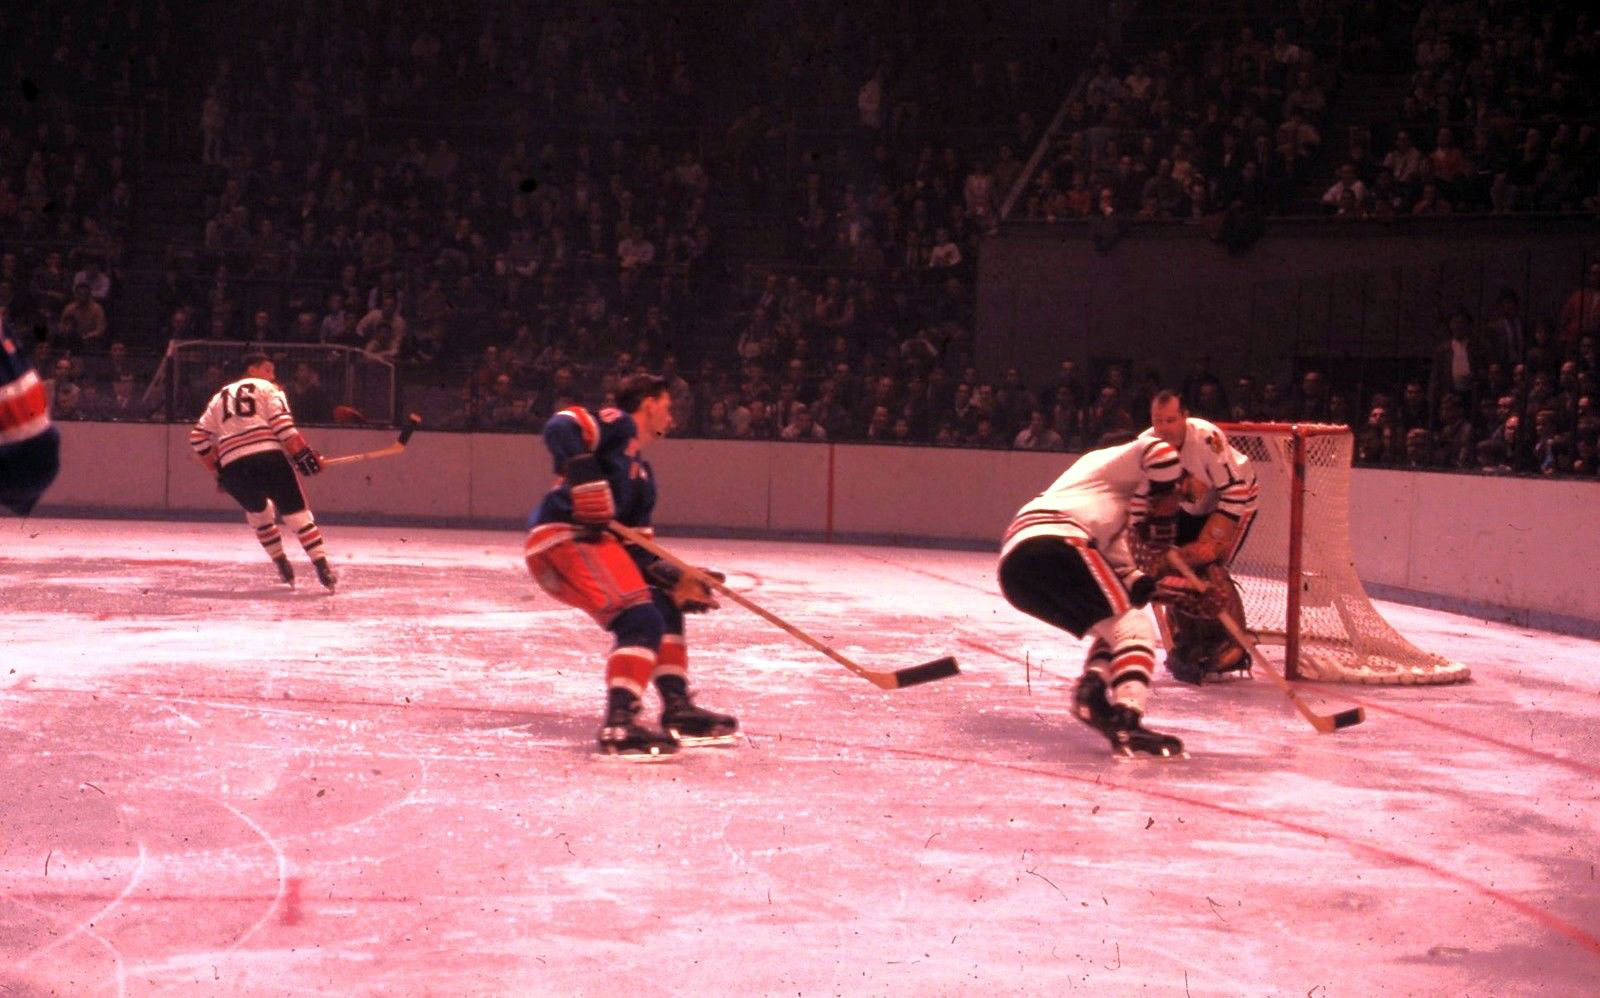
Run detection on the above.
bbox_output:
[1152,388,1185,410]
[240,352,272,373]
[616,372,669,413]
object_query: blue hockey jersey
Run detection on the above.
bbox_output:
[0,323,60,515]
[530,405,658,534]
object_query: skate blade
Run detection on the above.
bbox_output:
[592,747,681,764]
[1112,748,1190,762]
[670,731,740,748]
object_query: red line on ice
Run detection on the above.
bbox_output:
[958,638,1600,780]
[786,733,1600,961]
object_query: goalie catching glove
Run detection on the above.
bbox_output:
[645,560,724,613]
[564,454,615,526]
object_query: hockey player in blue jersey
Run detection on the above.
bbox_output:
[0,321,60,516]
[522,372,737,760]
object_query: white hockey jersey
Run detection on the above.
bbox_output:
[189,376,301,467]
[1135,417,1257,522]
[1001,437,1184,564]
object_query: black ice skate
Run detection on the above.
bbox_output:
[313,557,338,591]
[1072,670,1118,730]
[1105,706,1187,760]
[274,556,295,587]
[1073,674,1186,760]
[597,697,679,762]
[660,692,739,747]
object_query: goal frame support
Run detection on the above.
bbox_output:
[1222,422,1351,680]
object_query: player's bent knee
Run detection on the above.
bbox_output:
[1089,607,1157,652]
[610,603,664,652]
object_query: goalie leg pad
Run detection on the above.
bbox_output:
[1166,565,1251,682]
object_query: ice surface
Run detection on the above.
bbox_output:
[2,518,1598,996]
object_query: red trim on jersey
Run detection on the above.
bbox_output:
[1063,534,1131,616]
[557,406,600,450]
[0,370,49,440]
[1000,511,1091,548]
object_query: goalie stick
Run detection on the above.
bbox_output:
[1165,550,1364,734]
[607,521,959,690]
[323,413,422,468]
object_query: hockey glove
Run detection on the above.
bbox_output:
[1130,519,1176,577]
[1151,573,1228,618]
[564,454,615,526]
[292,448,323,476]
[645,560,724,613]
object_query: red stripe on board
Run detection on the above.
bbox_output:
[825,444,835,543]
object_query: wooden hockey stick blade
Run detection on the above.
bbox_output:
[323,415,423,468]
[892,655,961,688]
[607,521,957,691]
[1165,551,1364,734]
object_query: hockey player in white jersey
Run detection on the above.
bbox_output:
[190,353,336,589]
[998,432,1222,758]
[1134,391,1258,683]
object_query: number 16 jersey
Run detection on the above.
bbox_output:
[189,376,303,468]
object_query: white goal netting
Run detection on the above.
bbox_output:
[1222,423,1470,685]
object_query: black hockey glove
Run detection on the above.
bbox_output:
[292,448,323,476]
[645,560,725,613]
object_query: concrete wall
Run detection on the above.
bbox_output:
[37,423,1600,630]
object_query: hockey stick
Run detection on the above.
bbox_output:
[323,413,422,468]
[1164,551,1364,734]
[607,521,960,690]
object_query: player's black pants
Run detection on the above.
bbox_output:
[218,451,308,516]
[0,427,60,516]
[997,535,1121,638]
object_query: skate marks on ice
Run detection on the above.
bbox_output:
[3,519,1599,994]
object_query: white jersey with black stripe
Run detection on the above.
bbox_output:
[1002,437,1184,562]
[189,377,300,468]
[1136,418,1257,521]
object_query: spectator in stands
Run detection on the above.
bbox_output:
[1430,311,1489,411]
[1434,394,1476,468]
[91,372,148,422]
[1322,164,1369,213]
[286,364,334,424]
[1559,263,1600,353]
[1013,409,1064,450]
[1403,427,1435,468]
[1412,181,1453,215]
[60,284,107,353]
[780,402,827,441]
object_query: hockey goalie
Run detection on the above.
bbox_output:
[1133,391,1258,684]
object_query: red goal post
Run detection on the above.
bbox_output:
[1217,422,1470,685]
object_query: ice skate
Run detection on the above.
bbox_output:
[660,692,739,747]
[1071,670,1118,730]
[1105,706,1187,760]
[274,555,295,587]
[596,698,679,762]
[313,557,338,591]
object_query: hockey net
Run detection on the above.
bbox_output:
[1221,423,1470,685]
